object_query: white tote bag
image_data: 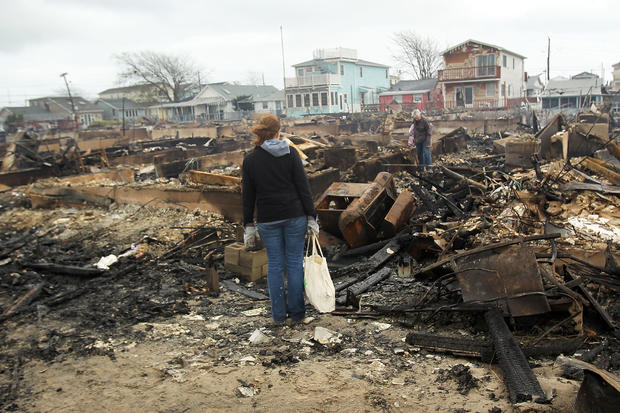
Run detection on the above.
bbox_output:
[304,234,335,313]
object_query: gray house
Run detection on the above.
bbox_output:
[541,72,604,112]
[95,98,147,122]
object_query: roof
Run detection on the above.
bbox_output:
[293,58,389,68]
[442,39,526,59]
[542,74,603,98]
[252,90,284,102]
[526,75,544,90]
[206,83,278,100]
[389,78,438,92]
[151,83,280,108]
[0,106,66,121]
[99,84,160,95]
[95,98,145,110]
[30,96,102,113]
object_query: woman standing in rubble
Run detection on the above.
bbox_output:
[409,109,432,170]
[242,114,319,325]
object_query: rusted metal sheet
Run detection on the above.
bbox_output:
[456,245,550,317]
[557,357,620,413]
[383,191,416,237]
[307,167,340,201]
[186,170,241,186]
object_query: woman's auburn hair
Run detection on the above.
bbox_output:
[251,113,281,145]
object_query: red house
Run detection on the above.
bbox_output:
[379,79,443,113]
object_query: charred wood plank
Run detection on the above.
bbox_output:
[368,234,411,270]
[23,262,103,277]
[566,268,617,332]
[405,332,584,363]
[485,310,546,403]
[0,283,45,320]
[441,166,487,190]
[559,182,620,194]
[336,267,392,305]
[337,232,411,258]
[220,279,268,300]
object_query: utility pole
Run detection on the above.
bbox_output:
[122,97,126,137]
[546,37,550,81]
[280,25,287,115]
[60,72,77,129]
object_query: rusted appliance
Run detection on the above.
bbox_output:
[315,172,416,247]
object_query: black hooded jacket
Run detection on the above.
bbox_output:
[242,145,316,226]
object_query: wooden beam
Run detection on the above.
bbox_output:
[186,170,241,186]
[581,157,620,185]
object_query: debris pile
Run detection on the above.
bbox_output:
[0,109,619,411]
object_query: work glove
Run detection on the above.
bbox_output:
[244,225,259,250]
[307,217,319,236]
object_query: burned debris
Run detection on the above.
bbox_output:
[0,109,619,411]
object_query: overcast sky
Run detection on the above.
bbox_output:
[1,0,617,107]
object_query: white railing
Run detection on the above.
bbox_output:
[285,74,340,88]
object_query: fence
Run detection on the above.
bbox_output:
[438,66,501,82]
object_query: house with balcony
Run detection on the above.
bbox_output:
[438,40,526,110]
[284,48,390,117]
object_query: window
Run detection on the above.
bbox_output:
[501,84,505,97]
[413,94,423,103]
[321,92,328,106]
[288,95,294,108]
[340,64,344,75]
[386,69,388,78]
[476,54,495,76]
[312,93,319,106]
[295,94,302,107]
[360,67,363,77]
[262,102,268,109]
[360,92,365,104]
[297,68,304,76]
[304,94,310,107]
[486,83,496,97]
[513,58,515,69]
[508,85,512,97]
[503,55,507,68]
[276,101,282,110]
[331,92,337,105]
[344,94,348,104]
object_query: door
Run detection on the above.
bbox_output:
[456,87,464,107]
[465,87,473,106]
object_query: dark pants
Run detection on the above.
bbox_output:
[416,145,432,170]
[257,216,307,322]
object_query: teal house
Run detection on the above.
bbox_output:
[284,48,390,117]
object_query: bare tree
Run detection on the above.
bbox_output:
[115,51,201,102]
[392,31,442,80]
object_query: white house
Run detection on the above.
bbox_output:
[150,83,279,122]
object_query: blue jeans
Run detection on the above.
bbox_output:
[257,216,307,322]
[416,145,432,170]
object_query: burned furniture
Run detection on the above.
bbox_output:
[315,172,416,247]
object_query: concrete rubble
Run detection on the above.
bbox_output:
[0,109,619,412]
